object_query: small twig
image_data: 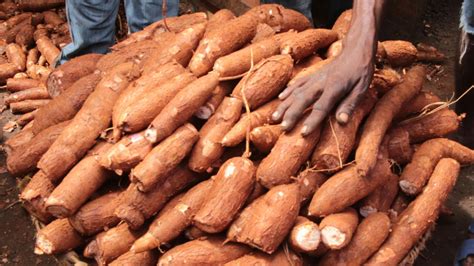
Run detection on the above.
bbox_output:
[2,200,20,211]
[307,160,356,173]
[218,71,249,81]
[241,48,255,159]
[329,118,343,169]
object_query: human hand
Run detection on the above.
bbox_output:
[272,49,375,136]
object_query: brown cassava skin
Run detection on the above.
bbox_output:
[6,43,26,71]
[309,156,393,217]
[109,250,157,266]
[26,64,51,81]
[5,18,32,43]
[360,173,399,217]
[33,27,49,42]
[296,169,328,204]
[319,208,359,250]
[42,10,64,26]
[257,115,321,188]
[36,37,60,65]
[389,193,411,222]
[10,99,50,113]
[96,40,160,72]
[416,43,446,63]
[311,91,378,172]
[289,216,321,253]
[4,127,34,155]
[7,120,69,176]
[332,9,353,39]
[247,4,312,33]
[371,67,402,95]
[35,218,82,255]
[99,130,153,175]
[20,171,54,223]
[227,183,301,254]
[249,124,282,153]
[84,223,143,265]
[17,0,64,12]
[224,248,303,266]
[399,138,474,195]
[4,86,49,105]
[158,236,251,266]
[68,191,122,236]
[213,37,280,77]
[232,54,293,109]
[112,12,208,50]
[381,40,418,67]
[355,65,426,177]
[288,58,332,86]
[45,144,113,218]
[112,62,193,136]
[6,78,40,92]
[32,72,101,134]
[281,29,338,61]
[395,91,441,120]
[147,72,220,144]
[16,109,37,126]
[204,9,236,38]
[189,97,243,172]
[184,226,208,240]
[387,129,414,165]
[320,212,391,266]
[26,48,40,69]
[291,54,323,79]
[131,124,199,192]
[0,63,22,84]
[367,159,460,265]
[194,157,256,233]
[188,13,258,77]
[251,23,275,43]
[16,23,35,47]
[37,62,139,182]
[245,181,267,205]
[222,99,280,147]
[5,13,32,28]
[46,53,102,97]
[195,81,233,120]
[115,165,197,229]
[132,180,214,253]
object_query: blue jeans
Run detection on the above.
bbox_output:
[58,0,178,64]
[462,0,474,34]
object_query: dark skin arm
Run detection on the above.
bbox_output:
[272,0,386,135]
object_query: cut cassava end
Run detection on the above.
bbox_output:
[46,53,102,97]
[10,99,50,114]
[4,86,50,105]
[224,247,303,266]
[115,165,197,229]
[399,138,474,195]
[222,99,280,147]
[194,157,256,233]
[84,223,143,265]
[45,143,113,218]
[7,120,69,176]
[309,155,392,217]
[231,54,293,109]
[147,72,220,144]
[289,216,321,253]
[158,236,251,266]
[131,124,199,192]
[195,81,233,120]
[249,124,282,153]
[319,208,359,250]
[189,97,243,173]
[227,183,301,254]
[35,218,83,255]
[37,62,140,182]
[68,191,122,236]
[320,212,391,265]
[213,37,280,77]
[367,158,460,265]
[355,65,426,177]
[280,28,338,61]
[311,90,378,172]
[5,78,40,92]
[360,173,399,217]
[257,114,321,188]
[20,171,55,223]
[188,13,258,77]
[32,72,102,134]
[131,179,214,253]
[36,36,60,66]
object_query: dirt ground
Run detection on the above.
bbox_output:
[0,0,473,265]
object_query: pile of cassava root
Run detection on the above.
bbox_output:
[2,4,471,265]
[0,0,69,129]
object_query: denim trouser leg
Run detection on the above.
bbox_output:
[58,0,119,65]
[124,0,179,33]
[461,0,474,35]
[261,0,313,22]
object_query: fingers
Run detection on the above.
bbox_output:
[280,91,316,131]
[272,95,293,122]
[279,76,309,100]
[301,90,339,136]
[335,79,368,124]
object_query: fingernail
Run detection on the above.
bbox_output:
[278,93,285,99]
[301,125,309,135]
[339,113,349,123]
[272,111,280,120]
[281,120,289,129]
